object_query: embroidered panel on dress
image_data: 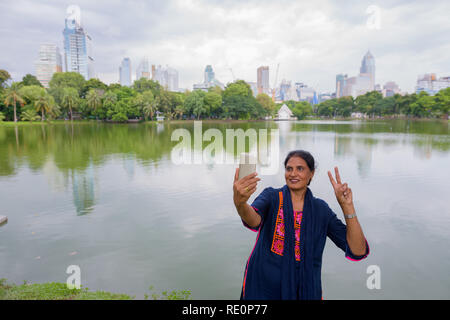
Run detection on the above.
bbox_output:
[294,210,303,261]
[270,192,303,261]
[271,192,285,256]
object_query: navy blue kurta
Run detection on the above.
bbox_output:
[240,185,370,300]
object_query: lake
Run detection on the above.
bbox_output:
[0,119,449,299]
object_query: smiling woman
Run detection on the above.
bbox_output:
[233,149,369,300]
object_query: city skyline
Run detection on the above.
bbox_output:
[0,0,449,93]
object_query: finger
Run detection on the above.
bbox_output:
[247,177,261,185]
[234,168,239,182]
[248,186,257,195]
[327,171,336,187]
[245,172,258,180]
[245,182,258,191]
[334,167,342,185]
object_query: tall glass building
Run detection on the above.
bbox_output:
[204,65,215,83]
[119,58,132,86]
[136,57,151,80]
[257,66,269,95]
[62,7,94,79]
[35,44,62,88]
[360,50,375,90]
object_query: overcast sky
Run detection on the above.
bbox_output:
[0,0,449,93]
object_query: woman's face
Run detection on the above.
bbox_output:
[284,156,314,191]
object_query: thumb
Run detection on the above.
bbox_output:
[234,168,239,182]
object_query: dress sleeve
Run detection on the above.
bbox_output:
[241,187,273,232]
[326,208,370,261]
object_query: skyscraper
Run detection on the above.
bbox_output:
[154,65,179,91]
[204,65,215,84]
[35,44,62,88]
[136,57,151,80]
[167,67,179,92]
[62,5,94,79]
[360,50,375,90]
[257,66,269,95]
[119,58,132,86]
[193,65,224,91]
[335,74,347,98]
[339,51,376,98]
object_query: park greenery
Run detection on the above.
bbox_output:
[0,69,448,123]
[0,278,191,300]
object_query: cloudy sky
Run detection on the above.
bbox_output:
[0,0,449,93]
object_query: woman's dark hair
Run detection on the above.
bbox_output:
[284,150,316,185]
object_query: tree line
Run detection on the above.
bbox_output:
[314,89,449,119]
[0,69,448,123]
[0,70,277,123]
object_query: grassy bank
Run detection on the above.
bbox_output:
[0,279,191,300]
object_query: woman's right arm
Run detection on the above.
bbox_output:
[233,168,261,229]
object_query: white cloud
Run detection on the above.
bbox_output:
[0,0,449,93]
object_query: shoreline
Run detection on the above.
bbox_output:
[0,116,448,126]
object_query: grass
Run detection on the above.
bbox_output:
[0,278,191,300]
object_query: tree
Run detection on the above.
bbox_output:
[141,91,156,120]
[355,91,383,116]
[61,87,79,121]
[0,112,5,122]
[86,89,103,115]
[18,85,46,106]
[432,87,450,118]
[204,91,222,118]
[4,83,24,122]
[48,72,85,106]
[20,109,40,122]
[410,91,434,118]
[21,74,43,87]
[184,90,206,119]
[81,78,107,98]
[49,72,85,94]
[317,100,334,117]
[34,92,55,121]
[174,104,186,120]
[0,69,11,89]
[133,78,161,95]
[223,80,252,99]
[291,101,313,119]
[256,93,276,117]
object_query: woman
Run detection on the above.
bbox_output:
[233,150,369,300]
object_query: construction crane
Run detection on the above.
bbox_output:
[272,63,280,101]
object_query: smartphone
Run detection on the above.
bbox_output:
[238,153,256,180]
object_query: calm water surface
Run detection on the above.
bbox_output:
[0,120,449,299]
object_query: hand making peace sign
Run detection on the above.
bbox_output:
[327,167,353,207]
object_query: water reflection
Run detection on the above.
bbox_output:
[0,119,449,299]
[72,164,96,215]
[0,120,448,213]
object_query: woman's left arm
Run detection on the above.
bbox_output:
[328,167,367,256]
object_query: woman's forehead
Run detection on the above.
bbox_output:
[286,156,307,166]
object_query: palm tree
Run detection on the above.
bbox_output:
[174,105,184,120]
[34,94,53,122]
[62,88,79,121]
[20,109,40,122]
[103,90,117,106]
[86,89,102,114]
[3,83,24,122]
